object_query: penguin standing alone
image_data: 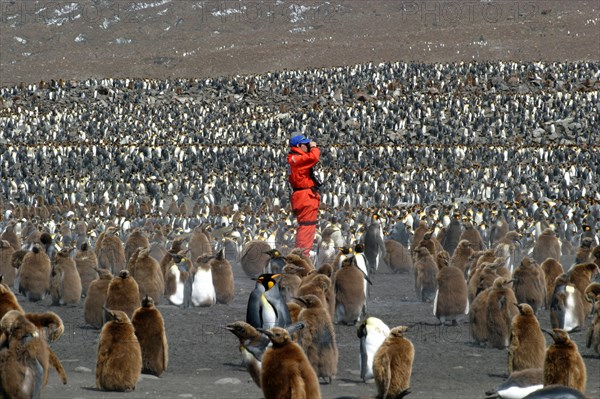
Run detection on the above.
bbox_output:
[131,295,168,376]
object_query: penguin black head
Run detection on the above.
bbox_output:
[338,246,353,255]
[265,249,282,258]
[354,243,365,253]
[40,232,53,246]
[253,273,280,291]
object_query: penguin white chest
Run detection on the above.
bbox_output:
[168,266,185,306]
[563,289,578,331]
[191,269,216,307]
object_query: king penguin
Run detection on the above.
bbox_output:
[364,214,386,274]
[357,316,390,382]
[550,275,585,333]
[353,243,371,299]
[246,274,291,329]
[484,368,543,399]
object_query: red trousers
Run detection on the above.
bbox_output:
[291,189,320,255]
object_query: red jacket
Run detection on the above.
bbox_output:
[287,146,320,190]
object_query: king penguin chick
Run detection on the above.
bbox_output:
[104,270,141,323]
[434,257,469,325]
[508,304,545,373]
[246,274,291,329]
[414,246,438,303]
[225,321,270,387]
[373,326,414,399]
[512,257,546,313]
[131,295,168,377]
[357,317,390,382]
[0,311,48,398]
[50,248,82,306]
[485,277,518,349]
[96,309,142,391]
[541,258,564,308]
[259,326,321,399]
[17,244,51,302]
[543,328,586,392]
[210,248,235,304]
[586,293,600,354]
[334,253,369,325]
[0,274,24,319]
[295,294,338,384]
[84,269,113,329]
[75,242,99,297]
[129,247,164,305]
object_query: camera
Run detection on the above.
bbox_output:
[310,167,323,187]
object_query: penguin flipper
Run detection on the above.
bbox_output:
[587,324,594,348]
[265,285,291,327]
[31,358,44,399]
[359,335,368,381]
[48,347,67,384]
[246,286,264,329]
[182,275,193,309]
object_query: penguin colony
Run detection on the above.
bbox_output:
[0,60,599,398]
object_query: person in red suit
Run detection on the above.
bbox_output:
[287,134,321,256]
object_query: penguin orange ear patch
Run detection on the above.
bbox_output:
[267,281,275,290]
